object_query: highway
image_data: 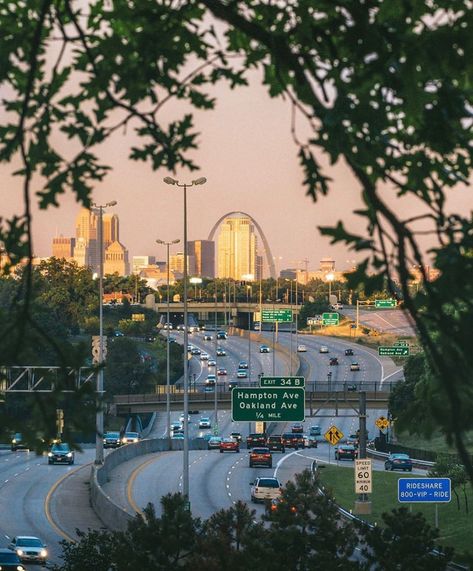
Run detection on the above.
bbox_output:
[341,307,416,337]
[0,330,404,567]
[101,331,404,522]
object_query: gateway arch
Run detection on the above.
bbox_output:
[207,212,276,279]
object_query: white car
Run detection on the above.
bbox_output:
[200,352,209,361]
[9,536,48,564]
[170,421,182,432]
[207,359,216,367]
[297,344,307,352]
[319,346,329,353]
[199,417,211,429]
[350,362,360,371]
[179,413,191,423]
[250,477,282,503]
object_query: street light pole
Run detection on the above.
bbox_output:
[163,176,206,500]
[91,200,117,465]
[156,238,180,442]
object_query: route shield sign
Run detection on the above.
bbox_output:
[322,312,339,326]
[398,478,451,503]
[324,425,344,445]
[375,416,390,430]
[262,309,293,323]
[260,376,305,388]
[355,459,372,494]
[231,387,305,422]
[375,299,397,308]
[378,346,410,356]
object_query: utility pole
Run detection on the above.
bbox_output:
[354,391,372,514]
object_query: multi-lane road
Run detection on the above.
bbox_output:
[0,329,404,567]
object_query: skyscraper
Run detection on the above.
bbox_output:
[74,207,98,269]
[217,216,257,279]
[102,214,119,248]
[187,240,215,278]
[52,236,75,260]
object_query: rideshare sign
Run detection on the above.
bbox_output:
[398,478,451,503]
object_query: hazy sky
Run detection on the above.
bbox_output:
[2,68,471,273]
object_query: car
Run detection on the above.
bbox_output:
[346,436,359,449]
[384,453,413,472]
[177,324,185,331]
[291,422,304,434]
[207,436,223,450]
[171,421,183,432]
[217,331,228,340]
[266,435,285,453]
[350,362,360,371]
[281,433,302,449]
[345,348,354,356]
[190,347,201,355]
[207,359,217,367]
[330,303,344,310]
[220,438,240,453]
[319,346,329,353]
[347,383,358,391]
[238,360,249,369]
[309,425,322,437]
[0,548,26,570]
[228,380,239,390]
[246,433,267,448]
[122,432,141,444]
[217,367,227,376]
[259,345,271,353]
[163,322,173,330]
[334,445,357,461]
[11,432,28,452]
[179,413,191,423]
[216,347,227,357]
[203,385,215,393]
[205,374,216,386]
[8,536,47,564]
[114,330,124,337]
[200,352,210,361]
[199,417,212,429]
[48,442,75,465]
[168,336,177,344]
[230,432,242,442]
[103,431,122,449]
[297,344,307,352]
[329,357,339,366]
[253,322,261,331]
[172,433,185,440]
[249,447,272,468]
[302,434,318,448]
[250,477,282,503]
[203,334,213,341]
[237,369,248,378]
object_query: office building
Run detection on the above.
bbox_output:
[104,241,130,276]
[170,252,196,277]
[132,256,156,274]
[187,240,215,278]
[52,236,75,261]
[217,216,257,280]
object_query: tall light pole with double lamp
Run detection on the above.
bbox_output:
[91,200,117,465]
[242,274,254,381]
[326,272,335,304]
[163,176,207,500]
[156,238,180,441]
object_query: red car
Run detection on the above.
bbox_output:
[220,438,240,453]
[249,447,272,468]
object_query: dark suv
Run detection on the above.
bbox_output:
[266,435,285,453]
[281,433,302,449]
[246,433,267,448]
[48,442,75,465]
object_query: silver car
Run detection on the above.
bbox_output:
[9,536,47,564]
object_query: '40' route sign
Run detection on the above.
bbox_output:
[231,388,305,422]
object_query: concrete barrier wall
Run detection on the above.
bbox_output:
[90,437,208,531]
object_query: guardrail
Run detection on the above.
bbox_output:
[366,445,435,470]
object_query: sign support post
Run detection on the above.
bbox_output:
[354,391,372,514]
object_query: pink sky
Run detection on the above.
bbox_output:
[1,69,471,273]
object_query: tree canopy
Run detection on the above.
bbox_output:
[1,0,472,474]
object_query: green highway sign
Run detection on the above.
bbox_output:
[378,346,410,356]
[231,387,305,422]
[322,312,339,326]
[375,299,397,308]
[260,376,305,388]
[262,309,293,323]
[393,340,409,347]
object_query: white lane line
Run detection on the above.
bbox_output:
[380,367,404,387]
[273,450,299,478]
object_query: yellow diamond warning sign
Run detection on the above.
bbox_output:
[324,425,344,446]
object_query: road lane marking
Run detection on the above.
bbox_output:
[44,463,91,543]
[126,456,159,516]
